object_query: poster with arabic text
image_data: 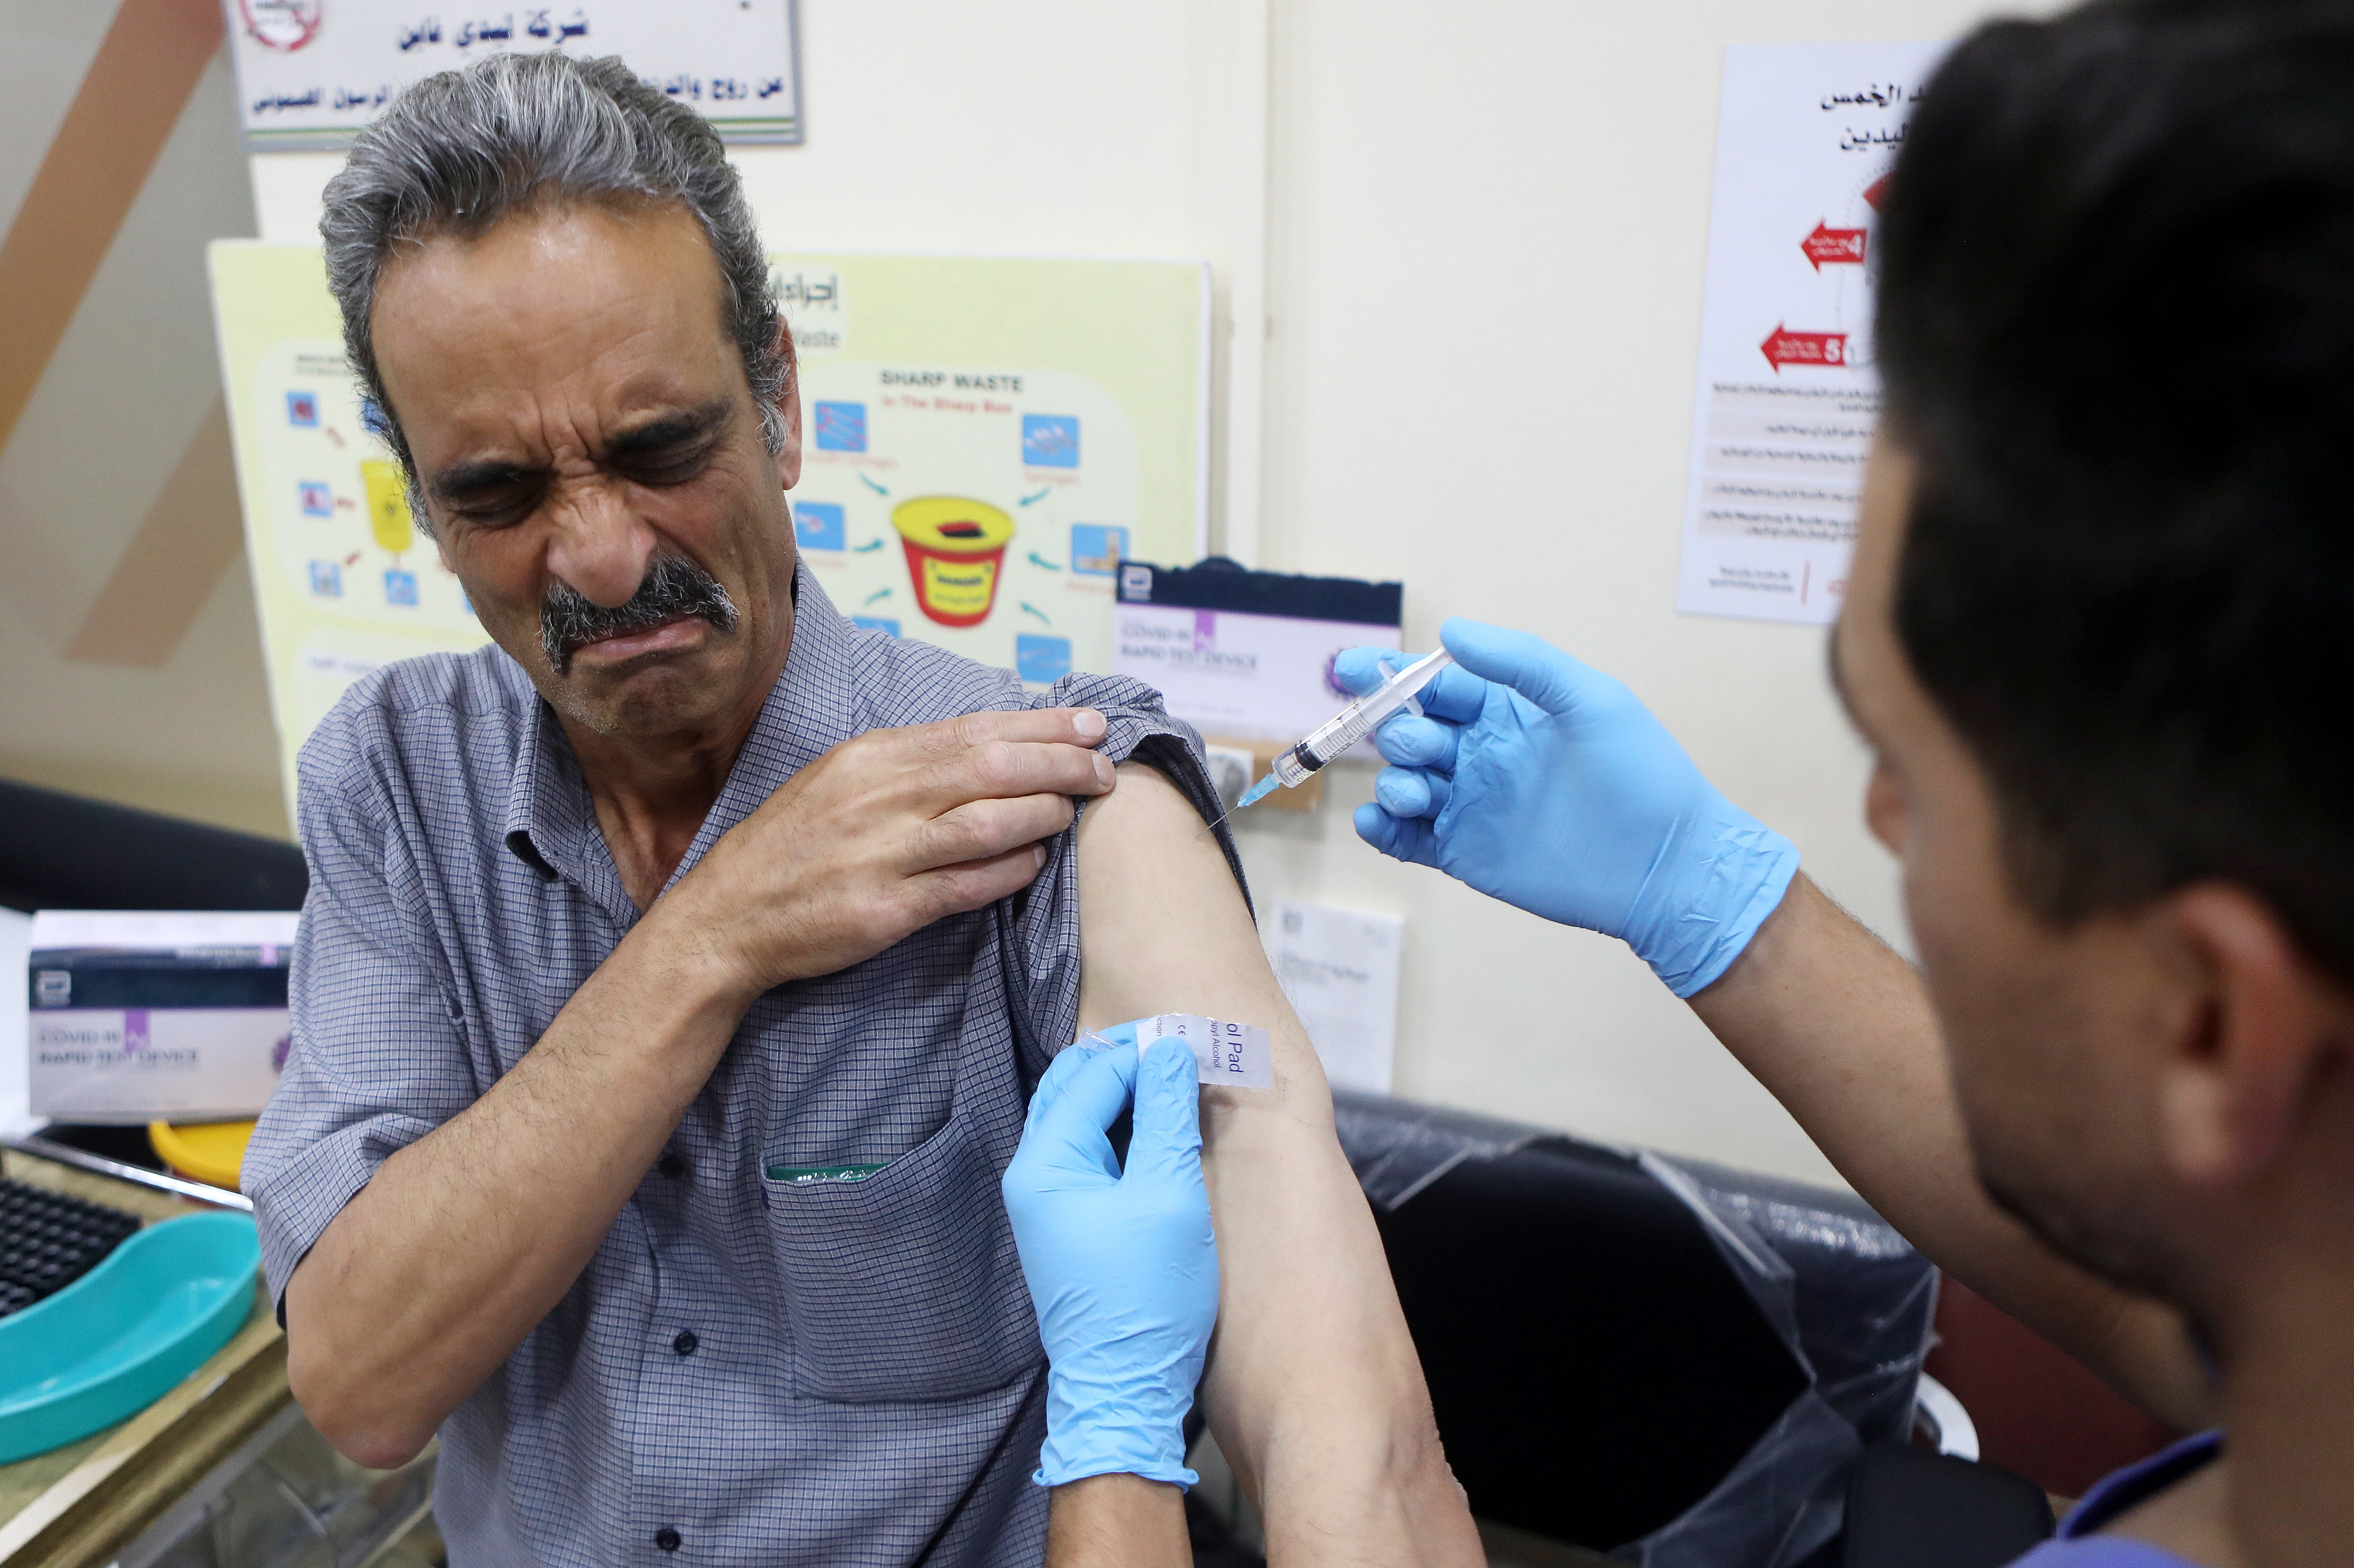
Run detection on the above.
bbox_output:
[1675,40,1951,626]
[222,0,801,147]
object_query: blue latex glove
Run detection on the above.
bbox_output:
[1002,1025,1218,1490]
[1336,618,1799,997]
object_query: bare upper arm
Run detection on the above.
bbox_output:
[1073,759,1334,1131]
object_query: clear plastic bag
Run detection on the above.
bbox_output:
[1331,1091,1540,1211]
[1632,1153,1937,1567]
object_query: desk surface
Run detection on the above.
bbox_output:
[0,1150,289,1568]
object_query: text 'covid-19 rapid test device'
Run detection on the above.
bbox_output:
[1236,648,1457,810]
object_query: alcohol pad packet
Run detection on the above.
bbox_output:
[1085,1013,1273,1090]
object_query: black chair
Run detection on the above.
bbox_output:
[1839,1444,2054,1568]
[1331,1091,1998,1566]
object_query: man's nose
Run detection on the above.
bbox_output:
[542,477,657,608]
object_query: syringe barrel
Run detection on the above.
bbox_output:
[1269,649,1456,789]
[1271,744,1319,788]
[1304,706,1378,765]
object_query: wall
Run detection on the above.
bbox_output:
[0,0,280,836]
[38,0,2071,1183]
[1238,1,1992,1181]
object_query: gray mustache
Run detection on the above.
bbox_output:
[540,555,740,674]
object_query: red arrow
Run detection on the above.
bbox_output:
[1801,220,1866,269]
[1760,324,1848,371]
[1862,174,1891,210]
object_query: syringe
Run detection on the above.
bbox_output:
[1236,648,1456,809]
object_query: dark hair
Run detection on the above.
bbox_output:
[320,52,789,532]
[1876,0,2354,976]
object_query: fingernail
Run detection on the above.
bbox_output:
[1074,708,1107,740]
[1032,844,1047,869]
[1093,753,1114,788]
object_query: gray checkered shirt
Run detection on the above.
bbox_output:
[245,562,1231,1567]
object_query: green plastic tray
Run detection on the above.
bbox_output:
[0,1211,260,1463]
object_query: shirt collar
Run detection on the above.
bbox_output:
[503,558,863,908]
[2058,1429,2224,1539]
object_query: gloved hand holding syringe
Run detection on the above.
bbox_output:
[1334,617,1801,999]
[1232,647,1458,810]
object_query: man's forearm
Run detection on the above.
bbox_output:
[285,907,756,1466]
[1075,763,1481,1567]
[1689,872,2208,1430]
[1045,1475,1191,1568]
[1191,1091,1477,1565]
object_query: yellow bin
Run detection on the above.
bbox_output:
[148,1120,257,1192]
[360,459,415,555]
[893,496,1016,627]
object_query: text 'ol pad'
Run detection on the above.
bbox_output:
[1130,1013,1273,1089]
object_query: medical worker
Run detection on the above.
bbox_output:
[1005,1,2354,1564]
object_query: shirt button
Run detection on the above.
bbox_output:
[657,1154,686,1178]
[673,1330,699,1356]
[655,1527,681,1551]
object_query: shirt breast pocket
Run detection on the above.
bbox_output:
[760,1113,1042,1404]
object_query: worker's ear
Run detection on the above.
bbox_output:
[2149,883,2348,1188]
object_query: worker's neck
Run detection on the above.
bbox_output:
[2208,1199,2354,1568]
[2123,1127,2354,1568]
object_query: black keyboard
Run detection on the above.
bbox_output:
[0,1177,143,1317]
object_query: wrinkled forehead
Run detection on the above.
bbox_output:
[370,197,741,430]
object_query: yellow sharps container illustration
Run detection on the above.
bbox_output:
[360,459,415,555]
[893,496,1017,627]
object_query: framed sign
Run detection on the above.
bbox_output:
[222,0,802,149]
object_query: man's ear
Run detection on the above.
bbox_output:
[2152,883,2346,1188]
[768,314,802,490]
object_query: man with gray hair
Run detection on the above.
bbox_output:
[243,52,1480,1568]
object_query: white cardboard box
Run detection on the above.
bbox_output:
[1111,601,1401,751]
[27,911,299,1123]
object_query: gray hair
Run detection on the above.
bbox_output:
[320,52,789,532]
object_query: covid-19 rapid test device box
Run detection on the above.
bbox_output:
[26,910,299,1123]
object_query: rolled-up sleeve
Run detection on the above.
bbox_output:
[244,713,476,1309]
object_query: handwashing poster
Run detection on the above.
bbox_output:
[209,243,1209,809]
[1675,40,1949,626]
